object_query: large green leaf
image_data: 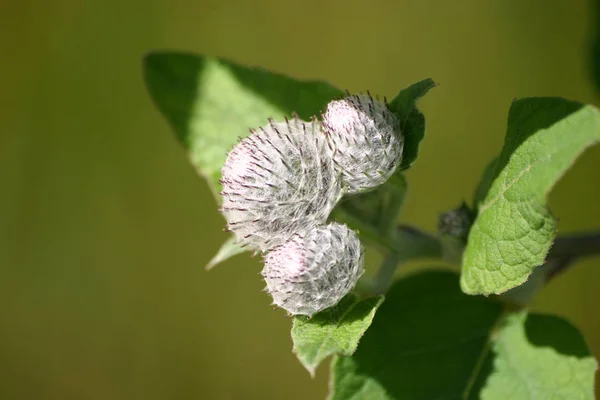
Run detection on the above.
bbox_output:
[461,98,600,295]
[292,295,384,377]
[329,271,597,400]
[143,51,343,197]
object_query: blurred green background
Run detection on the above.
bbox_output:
[1,1,600,399]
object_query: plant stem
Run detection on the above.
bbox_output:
[549,232,600,259]
[546,231,600,281]
[367,227,442,295]
[334,202,443,295]
[394,225,443,261]
[340,194,600,295]
[496,231,600,305]
[371,253,402,295]
[334,205,443,258]
[331,207,398,252]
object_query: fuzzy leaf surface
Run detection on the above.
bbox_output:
[329,271,597,400]
[481,312,597,399]
[461,98,600,295]
[292,295,384,377]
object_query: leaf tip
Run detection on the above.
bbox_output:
[142,51,159,70]
[204,260,217,271]
[142,50,172,81]
[305,364,317,378]
[423,77,437,89]
[291,344,318,377]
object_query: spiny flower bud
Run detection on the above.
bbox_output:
[261,223,364,316]
[220,116,342,252]
[323,93,403,195]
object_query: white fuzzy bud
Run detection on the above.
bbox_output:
[323,94,403,195]
[220,117,342,252]
[261,223,364,316]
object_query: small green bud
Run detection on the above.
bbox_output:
[438,203,474,263]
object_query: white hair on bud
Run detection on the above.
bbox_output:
[220,117,342,252]
[323,94,403,195]
[261,223,364,316]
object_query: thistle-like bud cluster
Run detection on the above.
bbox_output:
[220,117,341,251]
[219,93,403,316]
[323,94,403,194]
[262,223,364,316]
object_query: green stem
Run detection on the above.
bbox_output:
[339,191,600,296]
[333,207,443,259]
[334,202,443,295]
[378,174,408,234]
[393,225,443,261]
[546,231,600,281]
[549,231,600,260]
[371,253,402,295]
[365,226,443,296]
[331,207,398,252]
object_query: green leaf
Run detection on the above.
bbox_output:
[388,78,436,170]
[481,312,597,399]
[461,98,600,295]
[329,271,597,400]
[292,295,384,377]
[205,235,248,270]
[143,51,343,198]
[329,271,502,400]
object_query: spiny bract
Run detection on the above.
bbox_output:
[220,117,342,252]
[323,93,403,195]
[261,223,364,316]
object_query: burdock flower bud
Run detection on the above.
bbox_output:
[323,93,403,195]
[438,202,475,264]
[220,116,342,252]
[261,223,364,316]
